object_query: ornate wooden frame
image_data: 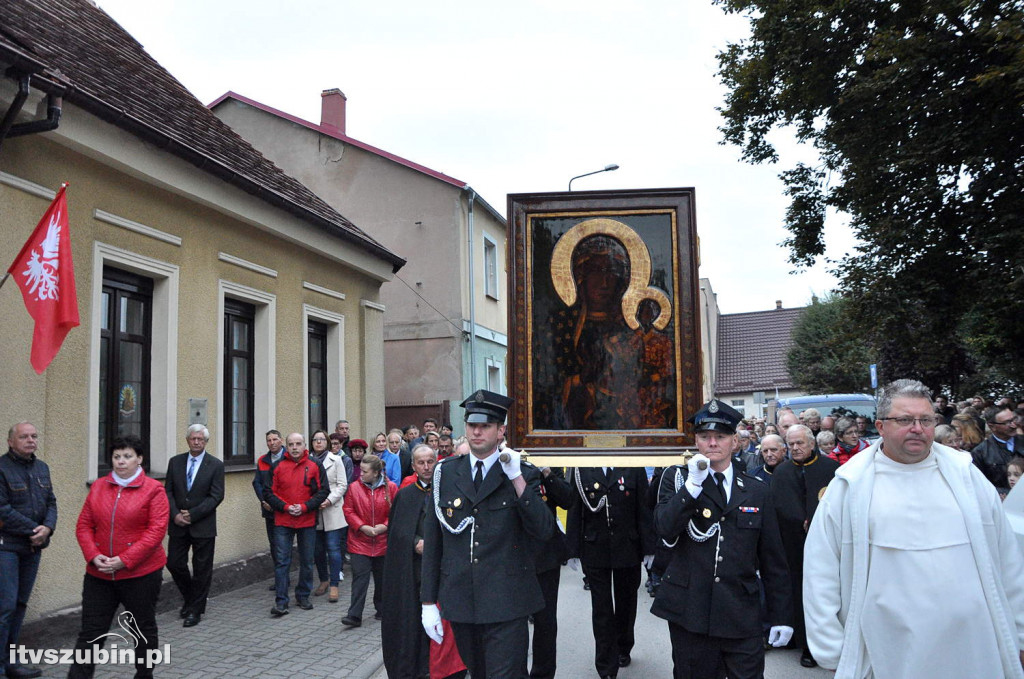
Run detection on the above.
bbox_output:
[507,188,702,465]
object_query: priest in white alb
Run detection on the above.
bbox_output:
[804,379,1024,679]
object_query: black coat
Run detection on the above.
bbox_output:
[165,452,225,539]
[566,467,655,569]
[651,465,792,639]
[382,480,433,679]
[972,435,1024,492]
[420,455,555,624]
[534,467,574,573]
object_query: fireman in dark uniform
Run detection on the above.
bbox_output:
[567,466,656,679]
[652,399,793,679]
[420,390,555,679]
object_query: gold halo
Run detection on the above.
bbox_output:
[550,218,671,330]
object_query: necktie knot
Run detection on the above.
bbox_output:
[474,460,484,491]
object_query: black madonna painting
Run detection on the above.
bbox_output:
[508,189,701,453]
[532,216,676,430]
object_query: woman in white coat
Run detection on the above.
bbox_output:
[310,430,349,602]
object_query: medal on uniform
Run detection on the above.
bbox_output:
[619,484,625,491]
[446,508,454,517]
[453,497,462,508]
[702,508,712,518]
[593,482,600,489]
[589,492,595,499]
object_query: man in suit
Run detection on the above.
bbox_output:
[165,424,225,627]
[972,405,1024,493]
[567,466,655,679]
[652,399,793,679]
[421,390,555,679]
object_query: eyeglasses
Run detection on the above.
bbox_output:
[991,419,1016,427]
[879,416,939,428]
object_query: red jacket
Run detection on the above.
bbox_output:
[344,476,397,557]
[829,439,870,465]
[76,471,169,580]
[267,451,330,528]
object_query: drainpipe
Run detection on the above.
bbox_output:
[0,74,63,155]
[466,188,478,392]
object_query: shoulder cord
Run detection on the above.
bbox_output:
[657,466,721,546]
[574,467,612,526]
[431,460,477,563]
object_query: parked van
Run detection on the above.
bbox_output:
[768,393,878,437]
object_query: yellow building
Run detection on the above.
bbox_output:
[0,0,403,624]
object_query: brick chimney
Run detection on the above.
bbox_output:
[775,300,783,310]
[320,88,346,134]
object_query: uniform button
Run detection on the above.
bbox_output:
[473,558,478,564]
[474,542,480,547]
[717,556,723,562]
[473,508,479,514]
[714,576,720,583]
[720,517,725,523]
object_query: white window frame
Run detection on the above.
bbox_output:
[88,243,179,479]
[483,232,499,300]
[217,280,276,467]
[485,356,505,395]
[302,304,346,437]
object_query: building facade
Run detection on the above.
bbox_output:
[210,91,507,435]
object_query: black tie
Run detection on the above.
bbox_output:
[474,460,484,491]
[714,472,727,505]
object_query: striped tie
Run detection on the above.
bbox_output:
[187,457,197,491]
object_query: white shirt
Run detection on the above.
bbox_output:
[471,450,500,479]
[861,448,1001,678]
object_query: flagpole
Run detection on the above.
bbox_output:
[0,272,9,291]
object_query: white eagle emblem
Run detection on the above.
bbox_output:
[20,208,62,302]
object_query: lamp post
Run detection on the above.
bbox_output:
[568,163,619,191]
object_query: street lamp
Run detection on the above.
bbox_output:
[568,163,619,191]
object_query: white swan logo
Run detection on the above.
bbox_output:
[87,610,146,648]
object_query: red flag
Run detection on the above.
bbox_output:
[7,184,80,373]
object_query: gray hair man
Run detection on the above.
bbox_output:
[805,379,1024,677]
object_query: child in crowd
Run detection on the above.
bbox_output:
[1006,457,1024,499]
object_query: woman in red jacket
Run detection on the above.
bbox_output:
[68,435,169,679]
[341,453,397,627]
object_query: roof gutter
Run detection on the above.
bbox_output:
[0,73,62,154]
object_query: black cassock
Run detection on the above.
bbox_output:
[772,453,839,652]
[382,479,433,679]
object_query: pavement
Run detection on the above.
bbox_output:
[23,563,833,678]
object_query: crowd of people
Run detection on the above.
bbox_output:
[2,383,1024,678]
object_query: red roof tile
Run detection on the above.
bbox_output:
[0,0,404,272]
[715,306,805,394]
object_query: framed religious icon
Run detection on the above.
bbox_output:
[507,188,703,464]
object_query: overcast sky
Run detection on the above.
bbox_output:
[97,0,853,314]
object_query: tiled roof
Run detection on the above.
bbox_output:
[715,306,805,394]
[0,0,405,272]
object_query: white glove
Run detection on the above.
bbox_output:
[685,453,711,497]
[499,448,522,481]
[567,558,581,572]
[421,604,444,644]
[642,554,655,569]
[768,625,794,648]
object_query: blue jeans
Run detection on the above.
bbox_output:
[0,549,41,673]
[314,528,344,586]
[273,525,315,608]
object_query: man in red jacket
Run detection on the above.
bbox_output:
[263,433,329,617]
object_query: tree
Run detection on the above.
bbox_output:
[715,0,1024,395]
[787,294,873,393]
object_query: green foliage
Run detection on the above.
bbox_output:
[716,0,1024,395]
[787,294,873,393]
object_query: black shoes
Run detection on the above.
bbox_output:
[800,650,818,668]
[342,615,362,627]
[618,654,631,668]
[297,598,314,610]
[178,605,188,618]
[182,613,201,627]
[271,604,289,617]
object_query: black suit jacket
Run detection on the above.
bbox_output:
[566,466,655,570]
[420,454,555,624]
[165,452,225,539]
[651,464,791,639]
[533,466,573,573]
